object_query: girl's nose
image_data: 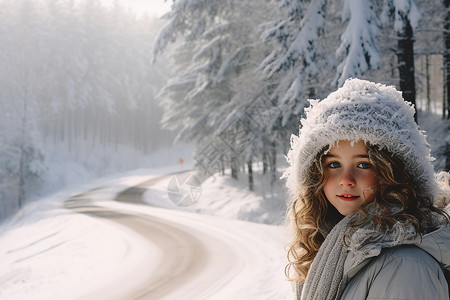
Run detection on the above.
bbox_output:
[339,170,356,187]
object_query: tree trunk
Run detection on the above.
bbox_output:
[262,151,268,174]
[18,124,26,209]
[444,1,450,170]
[67,105,72,151]
[444,0,450,119]
[115,115,119,153]
[271,141,277,185]
[397,16,417,121]
[83,107,88,140]
[18,84,29,209]
[445,142,450,171]
[426,54,431,111]
[444,65,447,117]
[231,156,238,180]
[247,159,254,191]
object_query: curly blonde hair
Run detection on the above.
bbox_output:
[285,142,449,282]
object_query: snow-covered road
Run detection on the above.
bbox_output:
[0,170,292,299]
[63,174,291,299]
[66,183,241,299]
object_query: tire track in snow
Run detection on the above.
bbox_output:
[65,174,243,299]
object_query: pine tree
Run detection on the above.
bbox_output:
[154,0,279,187]
[444,0,450,119]
[381,0,421,118]
[335,0,381,86]
[259,0,328,124]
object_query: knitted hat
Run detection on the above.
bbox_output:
[283,78,437,202]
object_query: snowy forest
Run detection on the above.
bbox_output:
[154,0,450,189]
[1,0,450,220]
[0,0,174,219]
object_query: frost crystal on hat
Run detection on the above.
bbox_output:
[283,78,437,202]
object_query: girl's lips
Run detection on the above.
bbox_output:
[337,194,359,201]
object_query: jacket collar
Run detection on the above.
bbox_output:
[343,211,450,279]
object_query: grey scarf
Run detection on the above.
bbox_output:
[298,204,422,300]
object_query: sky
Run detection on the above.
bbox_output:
[99,0,172,17]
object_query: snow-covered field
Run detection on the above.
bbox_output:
[0,164,292,299]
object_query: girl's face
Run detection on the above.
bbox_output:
[323,140,378,216]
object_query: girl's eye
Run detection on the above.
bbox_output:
[357,162,372,169]
[328,162,341,169]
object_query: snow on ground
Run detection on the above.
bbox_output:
[0,162,292,299]
[143,163,288,225]
[100,200,292,299]
[0,167,181,300]
[0,203,158,300]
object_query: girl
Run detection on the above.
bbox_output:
[283,78,450,299]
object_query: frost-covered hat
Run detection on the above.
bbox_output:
[283,78,437,202]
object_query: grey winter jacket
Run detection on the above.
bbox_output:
[339,224,450,300]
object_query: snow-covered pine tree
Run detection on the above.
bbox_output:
[207,1,282,187]
[381,0,421,116]
[153,0,234,146]
[0,0,46,216]
[156,24,237,175]
[154,0,279,188]
[258,0,352,181]
[258,0,344,186]
[259,0,328,127]
[335,0,381,86]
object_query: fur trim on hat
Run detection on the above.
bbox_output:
[283,78,439,203]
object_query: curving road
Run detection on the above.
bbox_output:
[64,175,244,300]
